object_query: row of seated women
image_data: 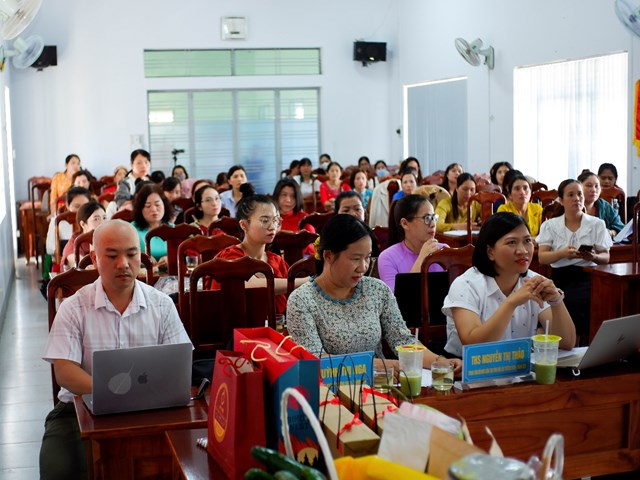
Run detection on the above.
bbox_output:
[60,160,616,347]
[52,150,628,363]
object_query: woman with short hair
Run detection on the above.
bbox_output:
[443,212,576,357]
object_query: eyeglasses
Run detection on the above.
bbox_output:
[253,216,282,229]
[411,213,439,224]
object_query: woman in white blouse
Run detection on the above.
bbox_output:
[443,212,575,357]
[536,179,612,343]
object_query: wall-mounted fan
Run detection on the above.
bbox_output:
[615,0,640,37]
[0,0,42,40]
[2,34,44,69]
[455,37,494,70]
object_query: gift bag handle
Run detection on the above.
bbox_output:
[280,387,339,480]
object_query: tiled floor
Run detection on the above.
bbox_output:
[0,260,50,480]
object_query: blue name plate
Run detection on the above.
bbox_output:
[462,339,531,383]
[320,351,374,392]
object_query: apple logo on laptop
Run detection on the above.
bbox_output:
[138,372,148,384]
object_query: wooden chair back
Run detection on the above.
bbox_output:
[172,197,194,212]
[176,234,241,327]
[54,195,67,215]
[600,186,626,223]
[298,211,334,234]
[47,268,100,404]
[30,180,51,268]
[145,224,200,275]
[387,180,400,206]
[99,175,114,184]
[477,183,502,194]
[189,256,276,358]
[531,189,558,208]
[209,216,242,238]
[420,244,474,347]
[90,180,105,196]
[467,192,505,244]
[73,231,94,267]
[271,230,319,265]
[182,206,197,225]
[55,211,77,265]
[111,209,135,222]
[530,182,548,192]
[303,192,322,214]
[422,174,444,186]
[287,256,316,296]
[98,192,114,207]
[372,226,390,253]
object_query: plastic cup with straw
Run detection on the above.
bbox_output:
[532,319,562,385]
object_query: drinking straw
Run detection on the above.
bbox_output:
[545,319,550,339]
[414,327,419,349]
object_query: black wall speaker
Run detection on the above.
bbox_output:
[353,41,386,65]
[31,46,57,70]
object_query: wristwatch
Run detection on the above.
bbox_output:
[547,289,565,306]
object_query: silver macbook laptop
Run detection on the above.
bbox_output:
[556,314,640,372]
[83,343,192,415]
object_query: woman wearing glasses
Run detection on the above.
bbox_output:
[190,184,223,235]
[209,183,307,313]
[378,195,447,292]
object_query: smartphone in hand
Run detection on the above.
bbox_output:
[578,244,594,253]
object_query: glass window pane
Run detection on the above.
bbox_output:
[280,89,320,164]
[237,90,277,194]
[144,50,232,77]
[148,92,190,173]
[235,49,321,76]
[193,91,234,181]
[514,52,627,190]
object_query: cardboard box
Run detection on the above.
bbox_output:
[337,384,398,434]
[319,385,380,458]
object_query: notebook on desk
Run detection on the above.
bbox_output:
[82,343,192,415]
[556,314,640,371]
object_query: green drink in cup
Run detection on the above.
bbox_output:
[396,344,426,396]
[531,334,562,385]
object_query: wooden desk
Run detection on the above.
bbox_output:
[73,396,208,480]
[436,231,477,248]
[415,361,640,479]
[166,428,227,480]
[587,262,640,342]
[610,243,635,264]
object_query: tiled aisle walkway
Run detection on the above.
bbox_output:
[0,260,50,479]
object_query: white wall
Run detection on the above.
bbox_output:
[396,0,640,194]
[9,0,640,199]
[10,0,400,200]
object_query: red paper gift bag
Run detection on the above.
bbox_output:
[208,350,266,480]
[234,327,320,465]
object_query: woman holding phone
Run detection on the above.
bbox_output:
[537,179,611,342]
